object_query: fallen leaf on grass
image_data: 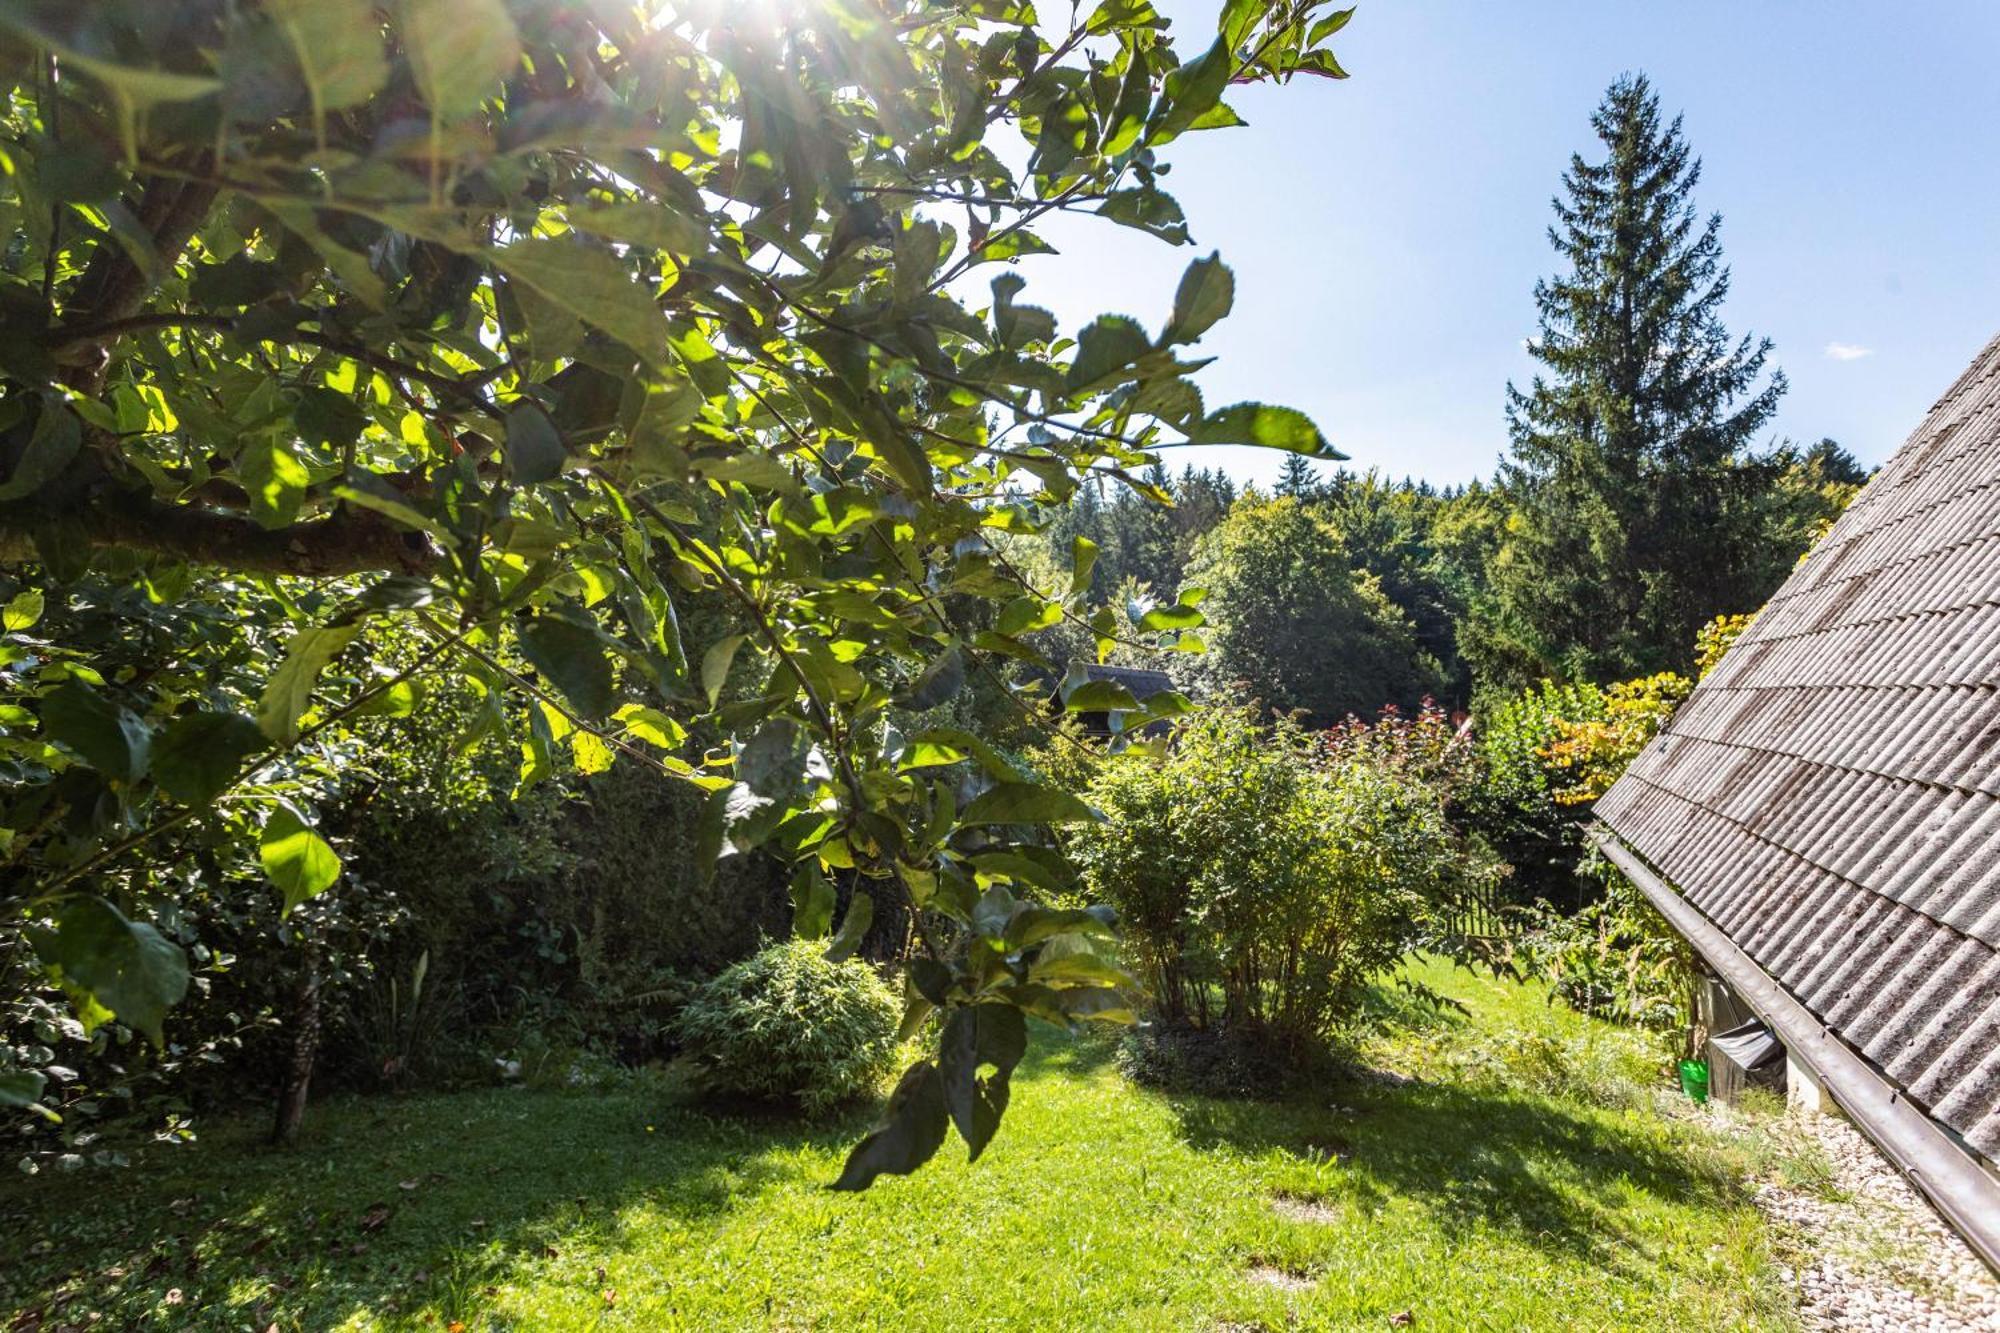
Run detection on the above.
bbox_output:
[1389,1312,1414,1327]
[398,1178,420,1191]
[360,1204,392,1232]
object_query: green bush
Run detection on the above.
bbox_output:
[1517,865,1703,1060]
[1067,708,1471,1066]
[675,939,901,1115]
[1461,681,1608,911]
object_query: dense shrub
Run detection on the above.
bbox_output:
[1462,614,1746,915]
[1115,1019,1330,1099]
[1459,681,1608,911]
[675,939,901,1115]
[1067,708,1471,1066]
[1518,864,1704,1061]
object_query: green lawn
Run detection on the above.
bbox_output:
[1,961,1791,1331]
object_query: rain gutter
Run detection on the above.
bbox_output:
[1590,824,2000,1275]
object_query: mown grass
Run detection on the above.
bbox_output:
[1,959,1793,1331]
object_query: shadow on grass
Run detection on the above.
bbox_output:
[1169,1075,1743,1273]
[0,1080,876,1330]
[1,1022,1123,1331]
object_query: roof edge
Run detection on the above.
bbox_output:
[1589,824,2000,1276]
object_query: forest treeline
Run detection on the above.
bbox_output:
[1029,73,1868,721]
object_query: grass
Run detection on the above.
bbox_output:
[1,959,1794,1331]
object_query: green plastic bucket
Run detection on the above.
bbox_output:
[1678,1059,1710,1104]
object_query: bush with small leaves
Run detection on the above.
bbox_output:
[675,939,900,1116]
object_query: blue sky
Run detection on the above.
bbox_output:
[1008,0,2000,487]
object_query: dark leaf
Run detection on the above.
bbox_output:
[791,863,835,940]
[29,897,189,1045]
[829,1060,948,1190]
[504,404,567,484]
[0,399,80,502]
[41,681,150,783]
[1164,252,1233,345]
[902,646,965,711]
[823,890,874,963]
[939,1003,1027,1161]
[516,617,617,719]
[1065,315,1152,393]
[960,782,1102,825]
[151,711,265,805]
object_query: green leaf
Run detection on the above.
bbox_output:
[960,782,1102,825]
[0,399,80,502]
[1069,536,1098,597]
[1098,188,1189,245]
[1065,315,1152,393]
[486,239,666,366]
[41,681,150,783]
[266,0,387,133]
[1151,35,1232,142]
[238,436,311,529]
[3,589,44,631]
[1139,600,1205,631]
[30,896,189,1045]
[261,805,342,914]
[152,711,265,805]
[1029,950,1131,986]
[899,727,1023,780]
[824,890,874,963]
[1186,402,1338,456]
[504,404,566,484]
[0,1070,46,1109]
[614,703,686,751]
[1005,905,1117,949]
[295,386,368,449]
[701,633,747,708]
[1165,252,1233,345]
[517,617,617,720]
[830,1059,949,1191]
[257,624,361,742]
[791,864,835,940]
[1062,680,1140,712]
[902,646,965,711]
[571,730,615,775]
[939,1004,1027,1162]
[396,0,519,120]
[188,254,287,308]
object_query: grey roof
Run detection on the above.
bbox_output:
[1080,663,1175,698]
[1596,331,2000,1167]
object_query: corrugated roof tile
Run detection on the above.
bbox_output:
[1598,330,2000,1170]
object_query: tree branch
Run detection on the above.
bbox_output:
[0,489,436,577]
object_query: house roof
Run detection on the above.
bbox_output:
[1596,333,2000,1186]
[1079,663,1176,699]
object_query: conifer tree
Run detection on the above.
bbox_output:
[1276,453,1322,499]
[1481,74,1787,685]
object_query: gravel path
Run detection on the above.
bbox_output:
[1741,1106,2000,1331]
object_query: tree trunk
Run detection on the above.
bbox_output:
[273,953,323,1147]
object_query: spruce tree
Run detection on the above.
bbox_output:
[1484,74,1787,686]
[1275,453,1322,499]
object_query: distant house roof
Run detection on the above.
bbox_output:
[1080,664,1175,698]
[1067,664,1177,738]
[1596,331,2000,1267]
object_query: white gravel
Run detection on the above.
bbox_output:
[1732,1104,2000,1331]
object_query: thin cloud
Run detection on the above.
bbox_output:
[1824,342,1874,362]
